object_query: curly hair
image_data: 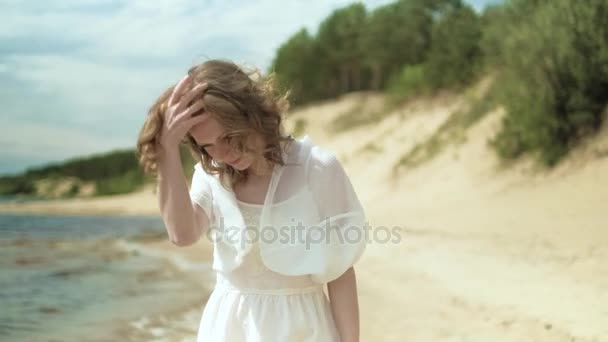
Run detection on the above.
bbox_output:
[136,59,294,189]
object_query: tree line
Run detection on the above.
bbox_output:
[270,0,608,166]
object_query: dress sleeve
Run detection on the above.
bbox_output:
[189,163,214,221]
[307,149,368,284]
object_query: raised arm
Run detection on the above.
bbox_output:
[155,75,212,247]
[157,148,209,246]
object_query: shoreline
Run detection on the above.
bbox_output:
[0,186,159,217]
[1,231,215,342]
[110,237,216,341]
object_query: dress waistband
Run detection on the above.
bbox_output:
[214,277,324,295]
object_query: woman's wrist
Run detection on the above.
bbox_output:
[157,144,183,178]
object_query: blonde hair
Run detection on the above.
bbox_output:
[137,59,294,189]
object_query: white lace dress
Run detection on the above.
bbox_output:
[196,200,341,342]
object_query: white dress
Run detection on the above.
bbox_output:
[196,199,341,342]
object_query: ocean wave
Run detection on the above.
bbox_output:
[114,240,214,276]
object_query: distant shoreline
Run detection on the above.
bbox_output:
[0,186,159,217]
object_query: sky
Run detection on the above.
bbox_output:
[0,0,502,175]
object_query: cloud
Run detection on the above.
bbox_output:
[0,0,499,175]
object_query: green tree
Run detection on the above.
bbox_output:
[363,0,434,90]
[425,3,482,89]
[489,0,608,165]
[270,28,322,105]
[316,3,368,95]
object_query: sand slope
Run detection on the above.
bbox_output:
[286,87,608,341]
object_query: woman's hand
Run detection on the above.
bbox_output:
[159,75,209,151]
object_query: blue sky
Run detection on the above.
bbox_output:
[0,0,502,175]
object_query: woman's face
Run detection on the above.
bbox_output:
[189,114,264,171]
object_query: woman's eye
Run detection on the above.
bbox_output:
[218,137,233,147]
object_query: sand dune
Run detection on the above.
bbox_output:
[291,87,608,341]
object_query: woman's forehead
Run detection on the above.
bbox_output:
[189,115,225,144]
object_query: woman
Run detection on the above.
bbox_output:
[137,59,367,341]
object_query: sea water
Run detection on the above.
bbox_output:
[0,213,211,341]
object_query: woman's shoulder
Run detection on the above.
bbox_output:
[192,162,209,178]
[193,161,219,176]
[310,145,335,161]
[306,138,339,169]
[307,144,345,180]
[192,162,221,184]
[305,142,350,191]
[293,134,334,163]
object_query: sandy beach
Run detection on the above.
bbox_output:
[0,185,159,217]
[3,88,607,341]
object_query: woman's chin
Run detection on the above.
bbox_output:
[232,159,250,171]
